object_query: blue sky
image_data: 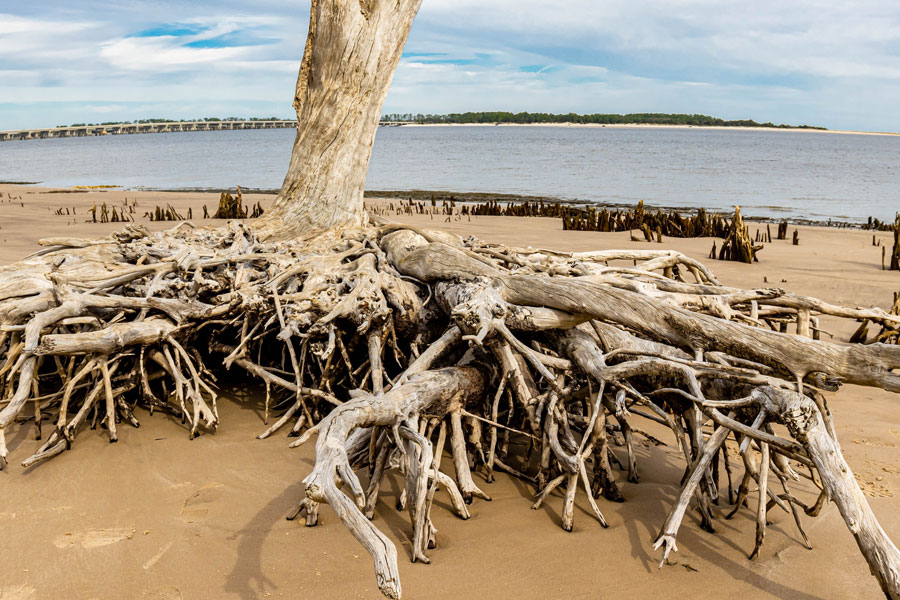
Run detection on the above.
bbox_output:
[2,1,900,131]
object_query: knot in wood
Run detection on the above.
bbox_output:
[757,386,818,443]
[305,482,325,503]
[782,402,816,442]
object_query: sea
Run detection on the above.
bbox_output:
[2,125,899,223]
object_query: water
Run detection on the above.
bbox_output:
[2,125,899,223]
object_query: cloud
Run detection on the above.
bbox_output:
[85,104,126,113]
[99,37,251,71]
[2,1,900,131]
[386,0,900,129]
[424,0,900,84]
[0,13,95,35]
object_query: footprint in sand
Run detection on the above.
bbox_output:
[180,483,224,523]
[0,506,71,523]
[141,587,183,600]
[143,541,174,570]
[866,459,900,474]
[854,472,893,498]
[54,526,136,549]
[853,438,897,448]
[0,584,37,600]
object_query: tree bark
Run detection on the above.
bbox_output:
[258,0,422,237]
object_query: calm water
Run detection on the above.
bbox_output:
[2,125,899,222]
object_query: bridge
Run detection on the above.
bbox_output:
[0,120,298,142]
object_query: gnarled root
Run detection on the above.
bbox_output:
[1,221,900,598]
[299,367,485,598]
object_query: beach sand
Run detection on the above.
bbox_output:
[0,184,898,600]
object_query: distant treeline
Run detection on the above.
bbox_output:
[57,117,288,128]
[381,112,826,130]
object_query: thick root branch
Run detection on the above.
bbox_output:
[0,221,898,599]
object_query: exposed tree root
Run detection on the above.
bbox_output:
[1,220,900,598]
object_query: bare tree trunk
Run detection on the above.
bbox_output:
[258,0,422,237]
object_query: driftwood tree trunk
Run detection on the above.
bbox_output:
[1,2,900,600]
[259,0,422,236]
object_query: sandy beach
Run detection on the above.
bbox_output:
[1,183,898,600]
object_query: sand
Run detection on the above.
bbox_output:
[0,184,898,600]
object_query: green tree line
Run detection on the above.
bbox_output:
[380,112,825,129]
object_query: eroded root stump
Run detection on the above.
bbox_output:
[2,220,900,598]
[719,206,762,263]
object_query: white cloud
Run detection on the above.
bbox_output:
[3,1,900,130]
[414,0,900,82]
[85,104,125,113]
[99,37,250,71]
[0,13,95,35]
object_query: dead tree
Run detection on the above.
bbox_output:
[1,2,899,600]
[718,206,762,263]
[891,215,900,271]
[258,0,421,235]
[212,187,259,219]
[778,220,789,240]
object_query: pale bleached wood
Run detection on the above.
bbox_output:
[35,320,175,355]
[758,386,900,598]
[386,236,900,391]
[258,0,423,236]
[301,367,485,598]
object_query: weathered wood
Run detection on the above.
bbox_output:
[892,215,900,271]
[35,320,175,355]
[301,367,485,598]
[388,236,900,391]
[759,386,900,598]
[1,220,900,598]
[259,0,423,235]
[718,206,762,263]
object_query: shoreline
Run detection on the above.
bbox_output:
[0,183,884,230]
[385,122,900,136]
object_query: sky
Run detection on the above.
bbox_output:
[2,1,900,131]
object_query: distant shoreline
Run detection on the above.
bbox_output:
[386,122,900,137]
